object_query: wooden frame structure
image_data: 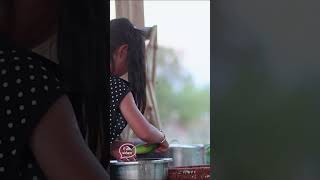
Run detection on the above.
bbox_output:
[115,0,145,28]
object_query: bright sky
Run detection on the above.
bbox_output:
[110,1,210,87]
[110,1,115,19]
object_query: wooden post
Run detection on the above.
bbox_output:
[115,0,145,28]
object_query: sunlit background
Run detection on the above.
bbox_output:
[110,1,210,144]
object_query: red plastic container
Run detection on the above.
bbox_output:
[167,165,211,180]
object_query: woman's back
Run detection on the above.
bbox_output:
[0,36,63,179]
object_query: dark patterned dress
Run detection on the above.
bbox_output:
[0,36,65,179]
[109,76,131,143]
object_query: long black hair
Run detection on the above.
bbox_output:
[0,0,13,35]
[57,0,109,167]
[110,18,146,113]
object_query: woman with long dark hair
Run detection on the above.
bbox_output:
[109,18,169,160]
[0,0,109,179]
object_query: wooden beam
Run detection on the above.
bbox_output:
[115,0,145,28]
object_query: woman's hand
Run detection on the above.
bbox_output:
[154,139,169,154]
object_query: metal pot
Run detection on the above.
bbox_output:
[110,158,172,180]
[166,144,205,167]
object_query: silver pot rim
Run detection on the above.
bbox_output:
[110,158,172,166]
[169,144,204,148]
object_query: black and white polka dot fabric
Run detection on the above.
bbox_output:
[109,76,131,143]
[0,42,65,179]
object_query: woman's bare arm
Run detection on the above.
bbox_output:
[119,92,164,144]
[30,95,109,180]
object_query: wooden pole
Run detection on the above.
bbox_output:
[115,0,145,28]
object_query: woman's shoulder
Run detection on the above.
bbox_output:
[109,76,132,107]
[109,76,130,88]
[0,47,60,76]
[0,46,65,137]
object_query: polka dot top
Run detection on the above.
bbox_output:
[109,76,132,143]
[0,38,65,179]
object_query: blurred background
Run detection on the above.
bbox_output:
[214,0,320,179]
[110,1,210,144]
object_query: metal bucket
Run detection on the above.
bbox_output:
[167,144,205,167]
[110,158,172,180]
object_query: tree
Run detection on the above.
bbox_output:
[155,46,210,124]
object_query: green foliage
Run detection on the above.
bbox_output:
[154,46,210,124]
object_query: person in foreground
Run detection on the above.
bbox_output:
[109,18,169,161]
[0,0,109,179]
